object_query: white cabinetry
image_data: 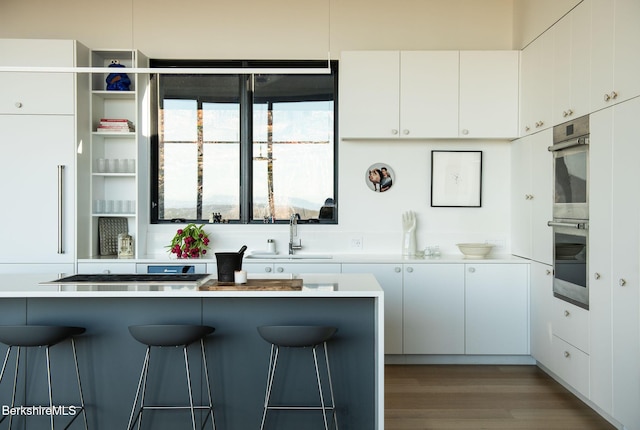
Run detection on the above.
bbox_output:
[520,30,553,135]
[341,264,404,354]
[510,129,553,265]
[243,262,340,275]
[551,0,591,125]
[529,261,554,366]
[340,50,519,139]
[608,97,640,429]
[85,49,148,259]
[588,97,640,428]
[588,105,613,415]
[459,51,519,138]
[403,264,465,354]
[464,264,529,355]
[549,298,590,397]
[590,0,640,111]
[0,39,88,274]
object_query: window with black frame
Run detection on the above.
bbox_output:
[150,60,338,224]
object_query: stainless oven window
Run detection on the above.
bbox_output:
[554,148,587,204]
[551,223,589,309]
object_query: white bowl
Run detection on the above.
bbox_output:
[456,243,494,259]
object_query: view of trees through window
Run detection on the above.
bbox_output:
[152,62,337,224]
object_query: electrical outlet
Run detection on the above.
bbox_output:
[350,237,363,250]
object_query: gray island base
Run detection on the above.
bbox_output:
[0,274,383,429]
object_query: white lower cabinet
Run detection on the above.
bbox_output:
[243,262,341,275]
[550,335,590,397]
[464,264,529,355]
[547,298,590,398]
[529,261,554,366]
[403,264,465,354]
[341,264,404,354]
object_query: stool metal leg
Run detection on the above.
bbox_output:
[200,339,216,430]
[260,344,279,430]
[182,345,197,430]
[70,337,89,430]
[0,346,17,427]
[127,346,151,430]
[323,342,338,430]
[45,345,55,429]
[312,345,329,430]
[9,347,21,429]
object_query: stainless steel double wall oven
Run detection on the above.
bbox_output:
[548,115,589,309]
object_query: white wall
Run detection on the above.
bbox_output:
[0,0,566,257]
[1,0,515,55]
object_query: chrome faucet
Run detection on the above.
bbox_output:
[289,213,303,255]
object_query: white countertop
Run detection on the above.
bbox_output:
[0,273,383,298]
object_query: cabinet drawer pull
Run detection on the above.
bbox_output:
[468,267,476,273]
[265,267,272,273]
[406,267,413,273]
[276,267,284,273]
[594,272,601,280]
[394,267,401,273]
[15,102,23,108]
[391,129,399,135]
[564,351,570,358]
[402,129,410,135]
[546,269,552,276]
[564,310,570,317]
[619,278,627,287]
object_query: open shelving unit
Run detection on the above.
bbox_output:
[84,49,149,258]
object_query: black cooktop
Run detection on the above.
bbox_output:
[53,274,209,283]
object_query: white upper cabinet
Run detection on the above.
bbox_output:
[459,50,519,138]
[340,50,519,139]
[339,51,400,139]
[510,129,553,265]
[400,50,459,138]
[520,30,553,135]
[551,0,591,125]
[590,0,640,111]
[0,39,78,115]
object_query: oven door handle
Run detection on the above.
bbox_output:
[548,136,589,152]
[547,220,589,229]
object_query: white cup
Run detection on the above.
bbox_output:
[114,200,123,213]
[109,159,119,173]
[105,200,114,213]
[127,159,136,173]
[234,270,247,284]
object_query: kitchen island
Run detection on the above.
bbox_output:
[0,273,383,429]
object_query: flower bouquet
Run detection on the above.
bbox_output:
[167,223,210,259]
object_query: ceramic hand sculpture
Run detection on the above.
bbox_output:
[402,211,417,257]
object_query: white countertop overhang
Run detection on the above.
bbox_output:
[0,273,383,298]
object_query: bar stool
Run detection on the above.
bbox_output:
[257,325,338,430]
[127,324,216,430]
[0,325,88,430]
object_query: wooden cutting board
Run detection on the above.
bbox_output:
[199,278,303,291]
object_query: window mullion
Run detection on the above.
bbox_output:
[239,74,253,223]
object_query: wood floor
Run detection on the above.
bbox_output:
[385,365,616,430]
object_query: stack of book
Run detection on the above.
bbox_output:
[97,118,135,133]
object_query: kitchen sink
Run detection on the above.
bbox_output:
[246,254,333,260]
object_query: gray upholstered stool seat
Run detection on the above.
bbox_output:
[257,325,339,430]
[127,324,216,430]
[0,325,88,429]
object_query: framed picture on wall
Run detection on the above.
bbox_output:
[431,150,482,207]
